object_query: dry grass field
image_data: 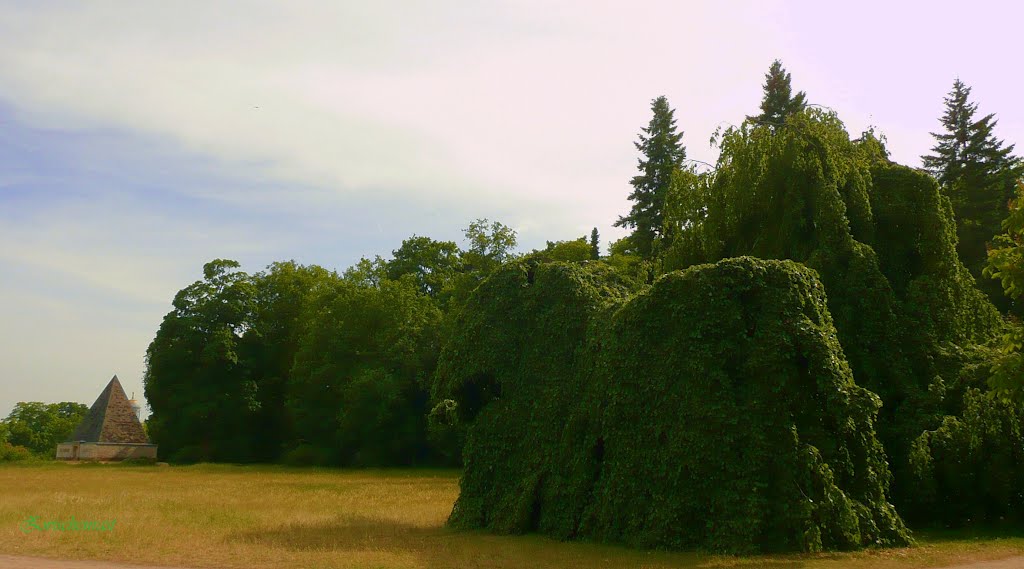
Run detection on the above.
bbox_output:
[1,463,1023,569]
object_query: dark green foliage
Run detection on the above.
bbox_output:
[145,260,260,463]
[922,79,1022,313]
[589,227,600,260]
[462,219,518,270]
[749,60,807,126]
[437,257,910,553]
[664,111,864,265]
[1,402,88,456]
[664,113,913,419]
[342,255,388,288]
[144,217,521,468]
[659,109,1002,524]
[427,399,464,465]
[387,235,462,300]
[604,237,654,286]
[666,107,1000,389]
[529,238,593,263]
[615,96,686,258]
[869,164,998,345]
[445,219,520,309]
[985,181,1024,394]
[244,261,339,461]
[865,161,999,462]
[908,389,1024,526]
[145,258,441,466]
[287,276,442,466]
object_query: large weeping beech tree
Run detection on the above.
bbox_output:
[614,96,686,259]
[436,258,910,553]
[922,79,1022,313]
[658,108,1018,525]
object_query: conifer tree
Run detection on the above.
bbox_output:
[589,227,600,259]
[615,96,686,258]
[749,59,807,126]
[923,79,1021,310]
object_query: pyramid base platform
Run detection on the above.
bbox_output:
[56,442,158,461]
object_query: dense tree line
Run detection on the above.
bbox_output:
[0,402,88,459]
[144,221,518,465]
[142,60,1023,550]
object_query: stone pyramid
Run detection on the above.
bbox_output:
[69,375,149,444]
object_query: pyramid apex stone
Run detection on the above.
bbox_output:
[68,375,149,444]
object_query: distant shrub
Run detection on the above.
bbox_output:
[0,442,33,462]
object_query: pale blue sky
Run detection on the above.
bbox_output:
[1,0,1021,417]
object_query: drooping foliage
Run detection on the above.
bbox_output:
[436,257,910,553]
[908,388,1024,526]
[985,180,1024,394]
[659,108,1003,521]
[615,96,686,258]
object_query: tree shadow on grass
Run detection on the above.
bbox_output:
[228,517,813,569]
[230,515,445,553]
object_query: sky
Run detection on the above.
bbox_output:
[1,1,1022,419]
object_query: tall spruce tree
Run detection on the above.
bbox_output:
[615,96,686,258]
[749,59,807,126]
[589,227,600,259]
[923,79,1022,312]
